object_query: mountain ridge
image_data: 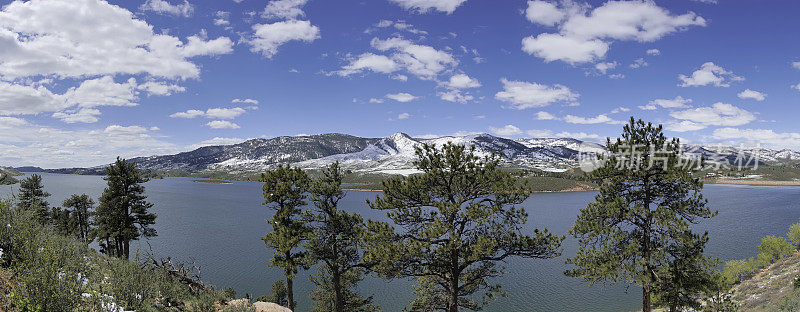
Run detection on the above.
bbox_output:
[18,132,800,176]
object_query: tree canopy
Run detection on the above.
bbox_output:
[367,143,563,312]
[566,118,716,312]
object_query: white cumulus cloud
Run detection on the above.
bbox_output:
[249,20,320,58]
[495,78,579,109]
[669,103,755,128]
[678,62,744,87]
[170,107,247,119]
[445,74,481,89]
[140,0,193,17]
[737,89,766,101]
[489,124,523,136]
[0,0,233,80]
[388,0,468,14]
[206,120,241,129]
[535,111,558,120]
[638,96,692,110]
[521,0,705,64]
[386,92,418,102]
[335,53,399,76]
[263,0,307,20]
[564,114,621,124]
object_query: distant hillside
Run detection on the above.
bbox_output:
[11,166,44,173]
[131,133,379,172]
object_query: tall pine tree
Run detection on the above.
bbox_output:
[566,118,716,312]
[261,164,311,311]
[366,143,563,312]
[16,174,51,223]
[92,157,157,259]
[305,162,377,312]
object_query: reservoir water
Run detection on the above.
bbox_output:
[2,173,799,312]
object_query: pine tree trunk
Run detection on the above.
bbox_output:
[332,266,343,312]
[641,177,652,312]
[124,239,130,259]
[448,279,459,312]
[116,238,123,258]
[448,250,459,312]
[286,276,295,311]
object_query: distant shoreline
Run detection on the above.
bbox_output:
[708,179,800,187]
[342,185,599,193]
[191,179,234,185]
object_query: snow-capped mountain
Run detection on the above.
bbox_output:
[130,133,379,172]
[294,133,582,174]
[127,132,599,174]
[48,132,799,176]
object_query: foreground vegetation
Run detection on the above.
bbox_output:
[0,159,244,311]
[0,199,232,311]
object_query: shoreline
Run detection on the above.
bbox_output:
[30,172,800,191]
[191,179,234,185]
[707,179,800,187]
[342,186,600,193]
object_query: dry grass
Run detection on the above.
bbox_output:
[731,252,800,311]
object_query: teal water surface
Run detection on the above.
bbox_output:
[2,173,799,312]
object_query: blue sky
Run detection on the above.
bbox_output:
[1,0,800,167]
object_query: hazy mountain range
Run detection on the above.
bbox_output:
[13,133,800,176]
[43,133,800,175]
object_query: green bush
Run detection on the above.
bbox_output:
[788,219,800,250]
[757,235,794,266]
[722,258,761,285]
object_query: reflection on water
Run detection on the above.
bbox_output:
[2,173,799,312]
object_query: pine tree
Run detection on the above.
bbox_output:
[305,162,377,312]
[16,174,51,223]
[566,118,716,312]
[92,157,157,259]
[53,194,95,244]
[261,164,311,311]
[366,143,563,312]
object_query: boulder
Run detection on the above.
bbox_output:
[253,301,292,312]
